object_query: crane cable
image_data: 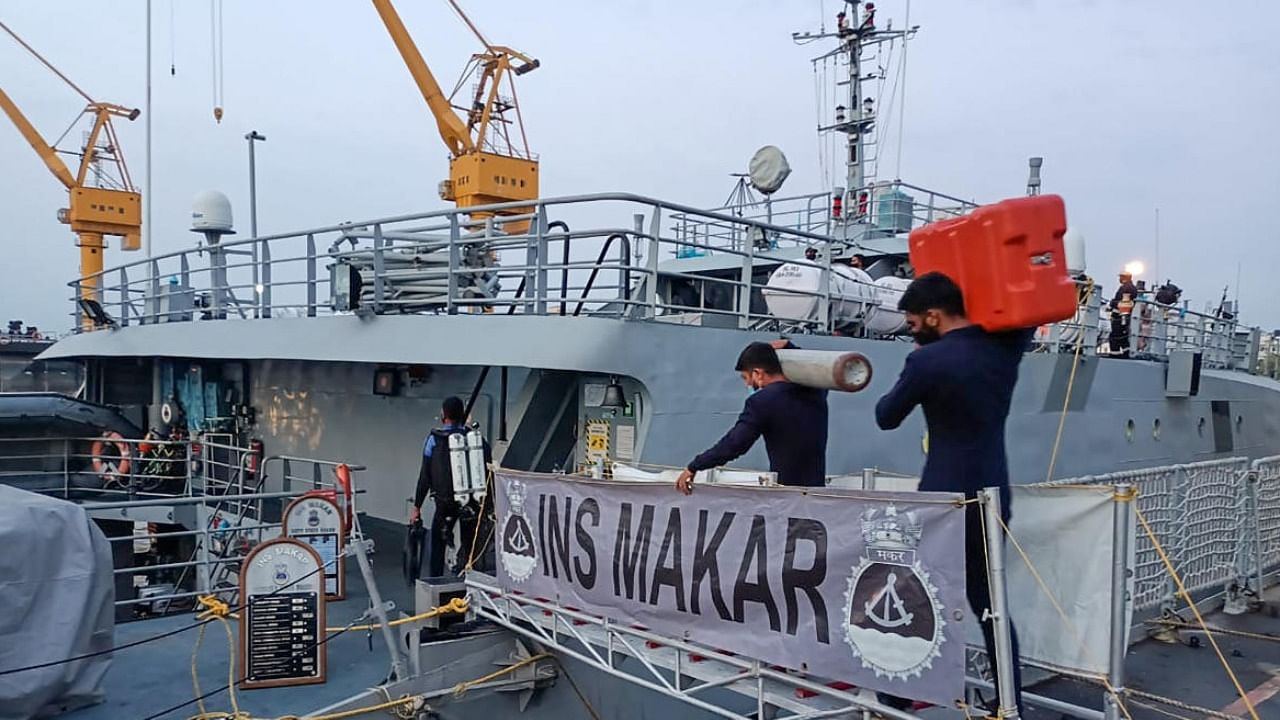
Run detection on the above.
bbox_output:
[0,19,94,103]
[209,0,225,122]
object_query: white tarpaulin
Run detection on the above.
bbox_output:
[0,487,114,719]
[968,485,1135,676]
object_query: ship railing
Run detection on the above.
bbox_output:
[64,191,1253,366]
[83,443,368,617]
[670,180,978,254]
[65,192,870,334]
[1039,457,1276,614]
[1,434,195,502]
[1033,284,1247,369]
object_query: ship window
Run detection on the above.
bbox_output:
[1125,419,1135,442]
[520,180,526,187]
[1236,415,1244,429]
[1198,417,1206,437]
[1152,418,1161,440]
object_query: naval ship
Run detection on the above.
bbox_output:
[8,2,1279,719]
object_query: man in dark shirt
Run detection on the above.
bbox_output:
[410,396,492,576]
[675,341,828,493]
[874,272,1029,716]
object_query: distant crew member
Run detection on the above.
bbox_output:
[805,246,819,262]
[873,272,1027,716]
[675,341,828,493]
[848,253,867,270]
[411,396,492,577]
[860,2,876,33]
[1109,270,1139,357]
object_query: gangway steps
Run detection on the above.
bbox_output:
[466,573,911,720]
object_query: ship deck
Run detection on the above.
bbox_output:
[63,516,1280,720]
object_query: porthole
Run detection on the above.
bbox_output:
[1237,415,1244,430]
[1152,418,1162,440]
[1197,417,1206,437]
[1125,419,1135,442]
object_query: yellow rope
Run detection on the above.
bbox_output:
[1045,280,1094,483]
[452,652,550,698]
[273,694,421,720]
[339,597,468,632]
[465,468,494,571]
[990,509,1135,720]
[205,596,468,633]
[191,597,248,720]
[1132,506,1261,720]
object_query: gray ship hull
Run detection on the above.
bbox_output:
[43,313,1280,521]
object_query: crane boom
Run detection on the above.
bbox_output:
[371,0,474,158]
[0,87,76,189]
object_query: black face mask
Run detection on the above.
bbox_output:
[911,326,941,346]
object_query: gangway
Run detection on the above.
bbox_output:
[465,571,911,720]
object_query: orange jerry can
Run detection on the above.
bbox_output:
[907,194,1077,331]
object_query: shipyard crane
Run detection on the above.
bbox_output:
[0,21,141,307]
[372,0,540,232]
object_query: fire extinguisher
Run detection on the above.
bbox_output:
[832,194,843,219]
[247,438,264,475]
[858,191,869,217]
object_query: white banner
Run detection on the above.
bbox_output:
[970,485,1135,676]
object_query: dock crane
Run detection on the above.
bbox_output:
[372,0,540,232]
[0,22,141,309]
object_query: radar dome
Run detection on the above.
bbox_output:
[748,146,791,195]
[191,191,235,234]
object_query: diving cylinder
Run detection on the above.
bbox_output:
[466,428,486,499]
[776,349,873,393]
[448,433,470,501]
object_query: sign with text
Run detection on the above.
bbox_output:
[239,538,328,690]
[494,471,968,705]
[283,494,346,600]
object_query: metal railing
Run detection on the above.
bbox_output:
[1,435,193,501]
[66,191,1255,367]
[1039,457,1276,613]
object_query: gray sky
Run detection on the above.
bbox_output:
[2,0,1278,332]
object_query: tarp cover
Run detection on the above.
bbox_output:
[0,486,114,719]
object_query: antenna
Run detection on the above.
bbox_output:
[1154,208,1160,286]
[1026,157,1043,196]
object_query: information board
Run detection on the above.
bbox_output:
[239,537,327,689]
[283,494,346,600]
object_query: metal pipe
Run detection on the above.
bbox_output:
[350,537,408,681]
[1105,483,1133,720]
[966,677,1103,720]
[546,220,570,316]
[980,487,1022,720]
[499,366,509,441]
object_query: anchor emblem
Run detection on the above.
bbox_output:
[864,571,914,628]
[498,479,538,583]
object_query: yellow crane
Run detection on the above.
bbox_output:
[372,0,540,232]
[0,21,141,307]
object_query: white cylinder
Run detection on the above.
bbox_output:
[864,276,912,335]
[762,263,876,326]
[447,433,469,498]
[776,348,873,392]
[1064,227,1087,276]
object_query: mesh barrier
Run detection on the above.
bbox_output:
[1251,456,1280,571]
[1038,457,1251,611]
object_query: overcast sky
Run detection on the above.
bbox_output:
[2,0,1278,332]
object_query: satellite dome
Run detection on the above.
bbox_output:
[190,190,235,234]
[748,146,791,195]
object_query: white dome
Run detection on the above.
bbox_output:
[191,190,234,234]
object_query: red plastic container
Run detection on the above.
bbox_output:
[907,194,1077,331]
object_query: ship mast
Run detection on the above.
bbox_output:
[794,1,916,224]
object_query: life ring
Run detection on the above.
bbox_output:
[91,432,132,484]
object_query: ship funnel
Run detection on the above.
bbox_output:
[1026,157,1043,196]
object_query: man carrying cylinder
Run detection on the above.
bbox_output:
[411,396,492,577]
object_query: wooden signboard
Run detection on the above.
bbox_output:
[239,537,327,690]
[283,493,346,600]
